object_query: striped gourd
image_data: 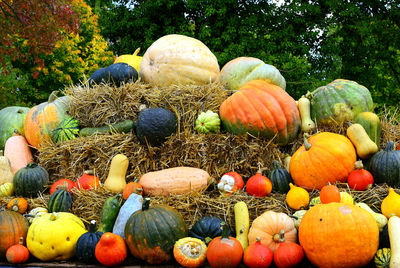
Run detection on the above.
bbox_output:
[13,163,49,197]
[374,248,390,268]
[52,116,79,143]
[48,188,73,213]
[269,160,292,193]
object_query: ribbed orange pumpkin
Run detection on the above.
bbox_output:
[219,80,300,145]
[24,91,70,148]
[0,208,29,258]
[289,132,356,190]
[299,203,379,268]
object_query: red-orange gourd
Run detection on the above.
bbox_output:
[274,242,304,268]
[75,170,100,191]
[347,161,374,191]
[0,208,28,258]
[122,181,143,200]
[7,197,28,214]
[206,222,243,268]
[50,179,75,195]
[95,232,127,267]
[319,184,341,204]
[299,203,379,268]
[289,132,357,190]
[4,130,33,175]
[243,238,273,268]
[219,80,300,145]
[6,237,29,264]
[246,171,272,197]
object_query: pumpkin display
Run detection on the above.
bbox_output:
[0,208,29,258]
[289,132,356,190]
[173,237,207,268]
[248,210,297,253]
[0,106,30,150]
[75,170,100,191]
[139,166,210,196]
[114,48,142,72]
[319,183,341,204]
[243,237,273,268]
[7,197,28,214]
[27,212,87,261]
[122,181,143,199]
[24,91,70,148]
[139,34,220,86]
[307,79,374,124]
[195,110,221,134]
[13,163,49,197]
[220,56,286,91]
[246,170,272,197]
[0,150,13,185]
[286,183,310,210]
[366,141,400,186]
[299,203,379,268]
[347,161,374,191]
[76,220,103,263]
[274,241,304,268]
[47,186,73,213]
[50,179,75,195]
[381,188,400,218]
[206,222,243,268]
[4,130,33,175]
[217,171,244,195]
[6,237,29,264]
[95,232,127,267]
[219,80,300,145]
[269,160,292,193]
[354,111,381,148]
[124,198,188,264]
[189,216,232,244]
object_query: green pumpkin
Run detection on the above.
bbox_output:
[366,141,400,186]
[52,115,79,143]
[0,106,30,149]
[76,220,103,263]
[195,110,220,134]
[124,198,188,264]
[354,112,381,148]
[374,248,390,268]
[269,160,292,193]
[188,216,232,244]
[48,188,73,212]
[89,63,138,86]
[308,79,373,124]
[13,163,49,197]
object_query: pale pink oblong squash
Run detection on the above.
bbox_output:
[4,132,34,174]
[139,167,210,196]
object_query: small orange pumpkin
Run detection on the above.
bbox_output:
[274,242,304,268]
[0,208,29,258]
[319,183,341,204]
[50,179,75,195]
[246,170,272,197]
[7,197,28,214]
[173,237,207,268]
[75,170,100,191]
[95,232,127,267]
[243,237,273,268]
[6,237,29,264]
[4,130,34,175]
[122,181,143,200]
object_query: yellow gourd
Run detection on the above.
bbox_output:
[286,183,310,210]
[114,48,142,73]
[356,202,387,231]
[298,96,316,132]
[381,188,400,218]
[0,150,13,185]
[0,182,13,196]
[234,201,249,250]
[104,153,129,193]
[346,123,378,159]
[388,216,400,267]
[340,191,354,205]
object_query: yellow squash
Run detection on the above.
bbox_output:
[381,188,400,218]
[234,201,249,250]
[104,153,129,193]
[114,48,142,73]
[286,183,310,210]
[346,123,378,159]
[298,96,316,132]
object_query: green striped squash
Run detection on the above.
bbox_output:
[354,112,381,148]
[269,160,292,193]
[374,248,390,268]
[308,79,373,124]
[52,116,79,143]
[13,163,49,197]
[48,188,73,212]
[0,106,30,150]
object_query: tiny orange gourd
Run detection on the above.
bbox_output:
[320,183,341,204]
[7,197,28,214]
[122,181,143,200]
[75,170,100,191]
[95,232,127,267]
[246,169,272,197]
[6,237,29,264]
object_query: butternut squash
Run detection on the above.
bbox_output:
[234,201,249,250]
[139,166,210,196]
[298,95,315,132]
[104,154,129,193]
[0,150,13,185]
[4,130,33,174]
[347,123,378,159]
[388,215,400,267]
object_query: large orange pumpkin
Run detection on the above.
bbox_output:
[24,91,70,149]
[0,208,29,258]
[289,132,356,190]
[299,203,379,268]
[219,80,300,145]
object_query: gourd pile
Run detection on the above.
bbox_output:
[0,33,399,267]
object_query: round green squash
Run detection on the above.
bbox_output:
[76,220,103,263]
[308,79,373,124]
[13,163,49,197]
[354,112,381,148]
[0,106,30,150]
[188,216,232,244]
[124,198,188,264]
[366,141,400,186]
[269,160,292,193]
[195,110,220,134]
[48,188,73,212]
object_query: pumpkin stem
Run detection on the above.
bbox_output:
[89,220,97,233]
[204,237,212,244]
[56,181,69,191]
[49,212,58,221]
[220,222,230,239]
[278,229,285,242]
[142,198,150,211]
[273,160,281,170]
[386,141,394,152]
[133,47,140,56]
[11,205,19,212]
[256,162,268,174]
[255,237,261,242]
[18,237,24,245]
[354,160,364,170]
[13,129,20,136]
[303,134,312,150]
[305,91,313,99]
[48,91,59,103]
[84,170,95,175]
[27,163,38,169]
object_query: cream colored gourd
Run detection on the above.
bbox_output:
[0,182,13,196]
[388,215,400,267]
[27,207,48,224]
[0,150,13,185]
[346,123,378,159]
[381,188,400,218]
[283,154,291,172]
[291,210,307,229]
[104,154,129,193]
[234,201,249,250]
[356,202,387,231]
[298,96,315,132]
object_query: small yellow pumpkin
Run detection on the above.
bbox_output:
[381,188,400,218]
[286,183,310,210]
[340,192,354,205]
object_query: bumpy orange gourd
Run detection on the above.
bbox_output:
[7,197,28,214]
[219,80,300,145]
[95,232,127,267]
[290,132,356,190]
[299,203,379,268]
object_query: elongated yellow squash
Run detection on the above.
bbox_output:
[234,201,249,250]
[388,216,400,267]
[298,96,316,132]
[347,123,378,159]
[104,154,129,193]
